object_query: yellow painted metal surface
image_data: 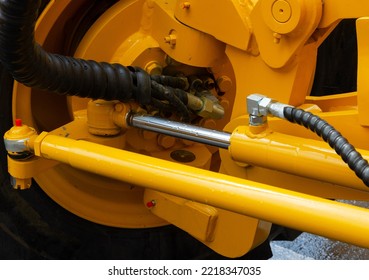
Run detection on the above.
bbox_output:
[144,190,220,243]
[220,112,369,200]
[174,0,253,50]
[229,126,369,191]
[144,189,271,258]
[319,0,369,28]
[250,0,322,68]
[8,0,369,257]
[27,132,369,250]
[151,0,226,67]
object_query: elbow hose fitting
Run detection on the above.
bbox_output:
[284,107,369,187]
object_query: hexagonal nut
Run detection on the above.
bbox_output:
[198,98,214,118]
[247,94,265,115]
[258,97,273,116]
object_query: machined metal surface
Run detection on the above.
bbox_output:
[127,113,231,149]
[247,93,293,120]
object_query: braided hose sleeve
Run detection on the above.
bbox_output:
[0,0,151,103]
[284,107,369,187]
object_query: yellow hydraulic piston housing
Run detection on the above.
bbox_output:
[4,0,369,259]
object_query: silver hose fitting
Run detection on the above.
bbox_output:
[247,94,293,125]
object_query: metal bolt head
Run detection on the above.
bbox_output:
[144,61,163,75]
[273,32,282,44]
[217,76,233,92]
[164,34,177,47]
[181,2,191,9]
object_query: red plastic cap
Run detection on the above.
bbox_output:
[15,119,22,127]
[146,200,156,208]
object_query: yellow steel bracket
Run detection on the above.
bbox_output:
[174,0,253,51]
[250,0,322,68]
[144,189,270,258]
[319,0,369,28]
[149,0,225,67]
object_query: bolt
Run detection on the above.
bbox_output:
[181,2,191,9]
[273,32,282,44]
[164,34,177,47]
[217,76,233,92]
[203,77,215,90]
[189,76,203,91]
[144,61,163,75]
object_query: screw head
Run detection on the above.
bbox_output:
[164,34,177,47]
[181,2,191,9]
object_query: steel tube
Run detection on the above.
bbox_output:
[34,133,369,249]
[128,114,231,149]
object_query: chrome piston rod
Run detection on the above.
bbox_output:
[127,114,231,149]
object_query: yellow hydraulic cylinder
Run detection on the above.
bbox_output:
[229,126,369,191]
[32,132,369,249]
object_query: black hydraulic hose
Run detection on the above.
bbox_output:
[151,75,189,90]
[151,80,190,121]
[0,0,153,105]
[284,107,369,187]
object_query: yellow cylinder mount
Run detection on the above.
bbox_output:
[229,126,369,191]
[31,132,369,249]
